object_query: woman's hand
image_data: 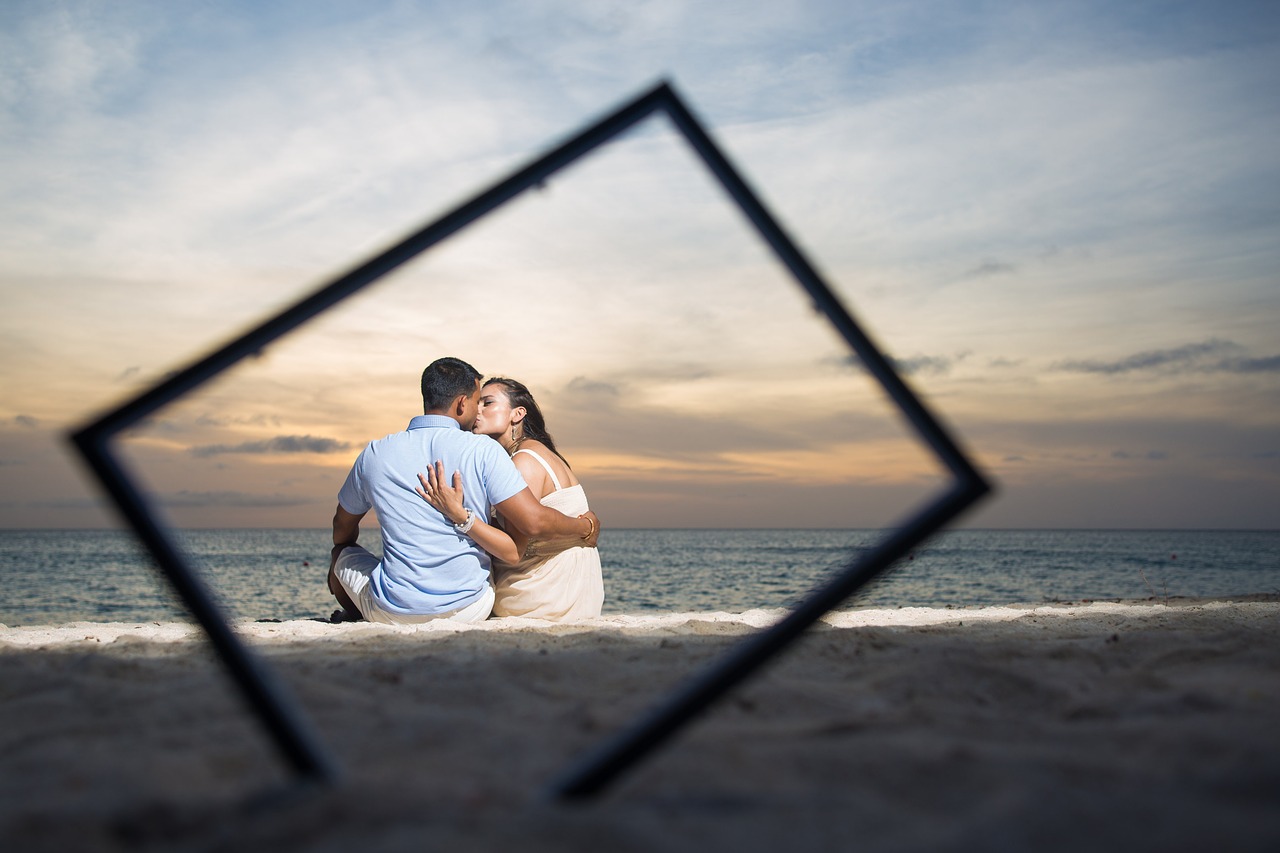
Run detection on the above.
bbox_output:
[416,460,468,525]
[416,460,521,563]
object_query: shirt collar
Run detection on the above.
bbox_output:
[408,414,463,431]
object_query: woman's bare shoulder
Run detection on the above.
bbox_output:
[514,441,578,488]
[511,442,551,491]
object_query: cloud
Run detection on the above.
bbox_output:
[1053,339,1239,373]
[1221,355,1280,373]
[159,490,316,508]
[1052,339,1280,376]
[891,354,958,376]
[189,434,353,458]
[1111,450,1171,461]
[556,376,627,414]
[563,376,622,399]
[552,372,907,462]
[861,351,974,376]
[22,496,101,510]
[825,351,971,377]
[193,413,283,429]
[962,258,1017,279]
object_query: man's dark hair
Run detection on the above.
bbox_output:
[421,357,482,412]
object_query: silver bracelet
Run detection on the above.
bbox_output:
[453,509,477,534]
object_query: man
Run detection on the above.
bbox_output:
[328,356,600,623]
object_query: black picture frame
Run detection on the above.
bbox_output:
[68,80,991,798]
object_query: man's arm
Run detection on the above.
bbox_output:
[333,503,366,549]
[329,504,367,612]
[495,488,600,547]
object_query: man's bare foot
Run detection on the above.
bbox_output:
[329,608,363,624]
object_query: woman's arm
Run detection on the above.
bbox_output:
[495,489,599,546]
[416,462,521,564]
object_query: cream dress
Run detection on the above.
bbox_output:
[491,448,604,620]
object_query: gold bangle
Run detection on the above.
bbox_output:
[581,514,596,540]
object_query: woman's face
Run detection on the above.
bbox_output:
[473,384,520,438]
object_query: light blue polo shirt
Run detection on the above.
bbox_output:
[337,415,528,615]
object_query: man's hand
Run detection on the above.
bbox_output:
[329,542,349,575]
[327,545,344,596]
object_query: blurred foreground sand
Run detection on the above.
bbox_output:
[2,599,1278,851]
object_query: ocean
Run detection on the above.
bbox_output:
[0,528,1276,627]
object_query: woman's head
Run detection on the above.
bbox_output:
[474,377,565,461]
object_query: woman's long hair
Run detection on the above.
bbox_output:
[485,377,569,467]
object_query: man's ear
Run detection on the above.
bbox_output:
[450,394,468,417]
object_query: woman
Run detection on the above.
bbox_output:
[417,377,604,620]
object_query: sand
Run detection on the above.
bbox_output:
[2,598,1278,851]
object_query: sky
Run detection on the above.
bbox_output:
[1,0,1278,530]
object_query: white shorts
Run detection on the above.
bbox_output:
[333,545,494,624]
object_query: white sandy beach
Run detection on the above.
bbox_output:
[2,599,1278,851]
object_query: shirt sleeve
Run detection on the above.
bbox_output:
[337,448,373,514]
[483,442,529,505]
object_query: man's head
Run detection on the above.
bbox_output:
[421,357,483,427]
